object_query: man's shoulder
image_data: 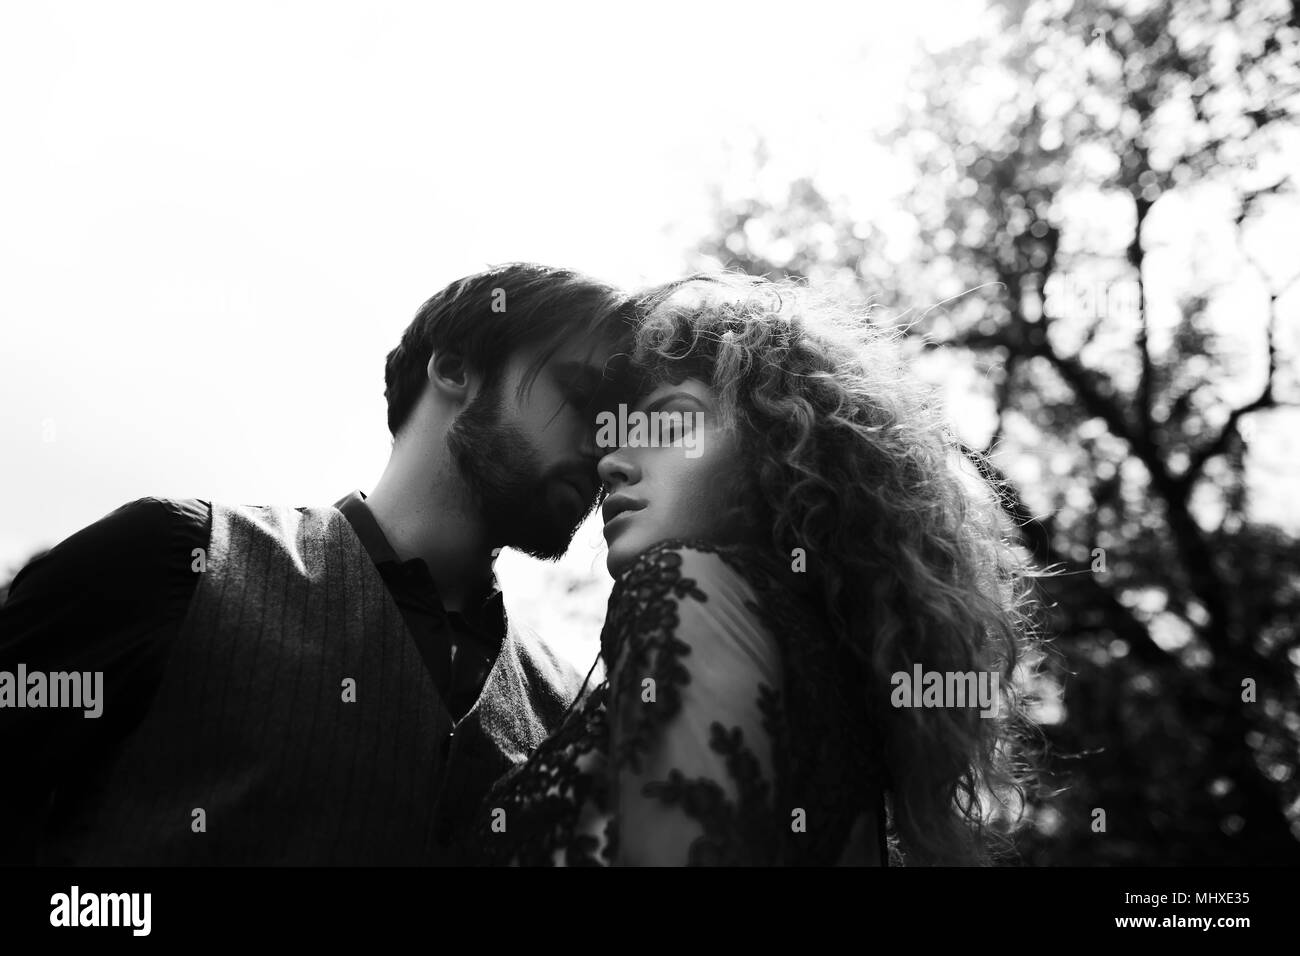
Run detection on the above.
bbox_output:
[83,497,213,557]
[496,620,597,731]
[206,501,356,540]
[114,496,212,532]
[6,497,210,598]
[0,497,212,660]
[204,502,374,578]
[83,496,210,541]
[508,621,590,695]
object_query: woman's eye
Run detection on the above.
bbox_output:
[657,413,694,443]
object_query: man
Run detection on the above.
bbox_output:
[0,263,634,864]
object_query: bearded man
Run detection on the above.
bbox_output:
[0,263,634,865]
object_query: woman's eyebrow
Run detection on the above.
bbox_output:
[641,391,709,414]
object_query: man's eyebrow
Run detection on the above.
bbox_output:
[551,360,604,390]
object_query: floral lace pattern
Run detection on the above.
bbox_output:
[468,540,884,866]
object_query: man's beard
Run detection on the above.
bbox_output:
[445,379,591,561]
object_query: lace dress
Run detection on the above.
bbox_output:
[466,541,887,866]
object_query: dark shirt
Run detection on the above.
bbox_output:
[332,491,504,719]
[0,492,506,864]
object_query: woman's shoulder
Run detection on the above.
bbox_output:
[601,540,881,866]
[599,538,827,675]
[608,538,814,611]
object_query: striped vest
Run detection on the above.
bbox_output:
[39,502,585,865]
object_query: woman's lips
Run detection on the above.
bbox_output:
[602,508,638,540]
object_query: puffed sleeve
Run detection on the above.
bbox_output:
[603,544,787,866]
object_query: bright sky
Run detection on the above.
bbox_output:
[1,2,1292,666]
[0,1,987,663]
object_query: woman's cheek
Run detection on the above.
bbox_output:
[675,454,732,539]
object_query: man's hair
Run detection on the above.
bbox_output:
[384,263,631,437]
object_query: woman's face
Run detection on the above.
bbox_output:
[596,377,750,578]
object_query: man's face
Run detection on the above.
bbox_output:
[445,337,623,560]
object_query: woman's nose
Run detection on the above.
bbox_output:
[597,447,640,492]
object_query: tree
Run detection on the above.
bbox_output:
[693,0,1300,863]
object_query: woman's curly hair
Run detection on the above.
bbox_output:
[623,273,1042,865]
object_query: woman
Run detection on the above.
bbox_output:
[469,275,1039,866]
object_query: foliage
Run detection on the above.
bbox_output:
[693,0,1300,863]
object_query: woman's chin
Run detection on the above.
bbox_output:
[605,542,637,579]
[605,532,684,578]
[603,518,650,577]
[605,527,664,578]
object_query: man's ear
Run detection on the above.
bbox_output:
[428,350,471,403]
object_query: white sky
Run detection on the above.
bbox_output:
[0,1,988,663]
[1,2,1293,665]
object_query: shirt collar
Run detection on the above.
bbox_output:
[332,489,505,625]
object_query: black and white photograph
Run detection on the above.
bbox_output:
[1,0,1296,938]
